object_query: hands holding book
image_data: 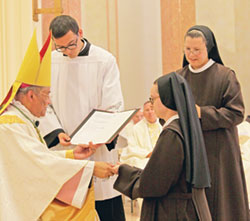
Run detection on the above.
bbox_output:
[73,142,101,159]
[58,134,119,179]
[58,132,71,146]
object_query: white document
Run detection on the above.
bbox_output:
[70,109,139,145]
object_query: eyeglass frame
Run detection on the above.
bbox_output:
[149,96,160,104]
[36,90,51,101]
[183,47,203,56]
[54,35,79,52]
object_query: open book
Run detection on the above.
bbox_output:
[70,109,139,145]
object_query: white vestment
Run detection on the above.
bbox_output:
[121,121,136,140]
[0,101,94,221]
[120,119,162,169]
[237,121,250,207]
[116,121,135,150]
[39,44,124,201]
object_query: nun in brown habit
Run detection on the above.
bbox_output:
[114,72,211,221]
[178,25,249,220]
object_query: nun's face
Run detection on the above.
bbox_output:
[184,36,209,69]
[150,84,167,119]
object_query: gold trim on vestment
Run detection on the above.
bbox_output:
[0,115,25,124]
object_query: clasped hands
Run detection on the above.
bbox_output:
[74,145,123,179]
[74,143,118,179]
[94,162,121,178]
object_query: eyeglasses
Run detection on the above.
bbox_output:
[38,91,51,101]
[183,47,202,56]
[54,36,78,52]
[149,96,159,104]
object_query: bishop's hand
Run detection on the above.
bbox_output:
[73,142,102,159]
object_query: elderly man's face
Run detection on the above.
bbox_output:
[143,102,157,124]
[32,87,51,117]
[132,110,143,124]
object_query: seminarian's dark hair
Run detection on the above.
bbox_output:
[49,15,79,38]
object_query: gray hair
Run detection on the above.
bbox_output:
[185,30,207,46]
[16,85,43,96]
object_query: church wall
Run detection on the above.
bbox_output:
[82,0,162,109]
[160,0,196,74]
[1,0,249,116]
[196,0,250,116]
[117,0,163,109]
[0,0,38,100]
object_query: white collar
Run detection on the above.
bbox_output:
[144,118,159,125]
[11,100,39,123]
[79,39,87,53]
[11,100,45,143]
[188,59,215,73]
[163,114,179,128]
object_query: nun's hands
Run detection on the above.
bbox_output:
[111,162,122,174]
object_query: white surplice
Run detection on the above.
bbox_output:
[0,101,94,221]
[39,44,124,201]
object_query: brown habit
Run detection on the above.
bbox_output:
[114,120,207,221]
[177,63,250,221]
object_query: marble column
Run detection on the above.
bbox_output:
[160,0,196,74]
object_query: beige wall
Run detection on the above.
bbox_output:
[0,0,81,102]
[1,1,249,115]
[196,0,250,115]
[82,0,162,109]
[79,0,250,114]
[81,0,110,51]
[41,0,81,43]
[161,0,196,74]
[117,0,162,109]
[0,0,39,100]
